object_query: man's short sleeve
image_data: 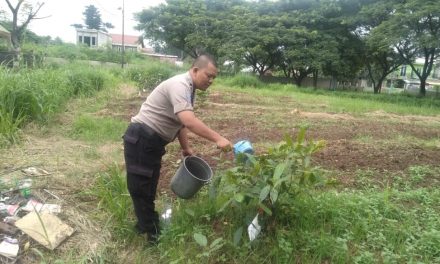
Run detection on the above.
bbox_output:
[170,84,193,114]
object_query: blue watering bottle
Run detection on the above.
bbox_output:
[233,140,254,163]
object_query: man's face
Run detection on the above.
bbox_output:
[193,63,217,91]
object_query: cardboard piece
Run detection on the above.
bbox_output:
[14,212,74,250]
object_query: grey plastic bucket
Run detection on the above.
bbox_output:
[170,156,213,199]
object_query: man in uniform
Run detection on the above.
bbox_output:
[122,54,232,243]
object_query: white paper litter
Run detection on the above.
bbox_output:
[0,238,19,258]
[161,208,172,220]
[22,199,61,214]
[247,214,261,241]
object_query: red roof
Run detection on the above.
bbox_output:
[110,34,139,46]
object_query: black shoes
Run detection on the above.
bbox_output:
[134,223,160,245]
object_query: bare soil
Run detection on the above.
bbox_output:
[123,87,440,192]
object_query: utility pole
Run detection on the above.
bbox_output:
[121,0,125,68]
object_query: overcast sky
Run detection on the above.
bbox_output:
[0,0,165,43]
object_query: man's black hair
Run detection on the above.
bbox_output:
[191,54,217,68]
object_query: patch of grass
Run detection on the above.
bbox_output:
[408,165,436,184]
[224,74,264,88]
[70,115,127,143]
[125,63,180,91]
[0,109,25,147]
[0,64,118,146]
[85,164,135,241]
[158,187,440,263]
[353,134,374,144]
[213,80,440,116]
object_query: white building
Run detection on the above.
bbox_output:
[76,28,111,48]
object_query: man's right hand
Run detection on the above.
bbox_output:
[216,137,232,152]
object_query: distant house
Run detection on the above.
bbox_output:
[0,24,11,44]
[76,28,111,48]
[109,34,141,52]
[390,58,440,95]
[395,58,439,81]
[0,24,11,46]
[138,47,179,64]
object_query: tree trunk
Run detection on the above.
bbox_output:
[373,81,382,94]
[312,70,318,89]
[420,78,427,96]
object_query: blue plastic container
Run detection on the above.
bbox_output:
[234,140,254,164]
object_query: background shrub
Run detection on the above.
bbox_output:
[126,63,178,91]
[226,74,263,88]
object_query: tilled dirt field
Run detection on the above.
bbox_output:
[120,88,440,193]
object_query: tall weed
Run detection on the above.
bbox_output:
[125,64,179,91]
[225,74,263,88]
[85,164,135,240]
[0,109,24,147]
[0,64,116,145]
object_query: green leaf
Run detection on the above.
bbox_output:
[233,227,243,246]
[297,127,307,144]
[246,153,257,165]
[210,237,223,249]
[185,209,195,217]
[304,156,310,167]
[218,198,232,213]
[259,185,271,202]
[193,233,208,247]
[273,163,285,181]
[259,203,272,216]
[234,193,245,203]
[270,188,279,203]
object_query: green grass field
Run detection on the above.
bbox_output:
[1,66,439,263]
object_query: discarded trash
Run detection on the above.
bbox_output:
[0,203,19,216]
[247,214,261,242]
[3,216,20,224]
[22,167,49,176]
[0,237,19,259]
[43,189,61,200]
[0,222,18,235]
[22,199,61,214]
[161,208,172,221]
[15,211,75,250]
[17,179,32,198]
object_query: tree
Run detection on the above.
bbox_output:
[83,5,102,30]
[276,5,339,87]
[101,22,114,32]
[356,0,404,93]
[4,0,45,52]
[232,12,283,76]
[135,0,244,59]
[74,6,113,32]
[373,0,440,96]
[70,23,83,29]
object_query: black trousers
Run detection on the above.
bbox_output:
[123,122,168,235]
